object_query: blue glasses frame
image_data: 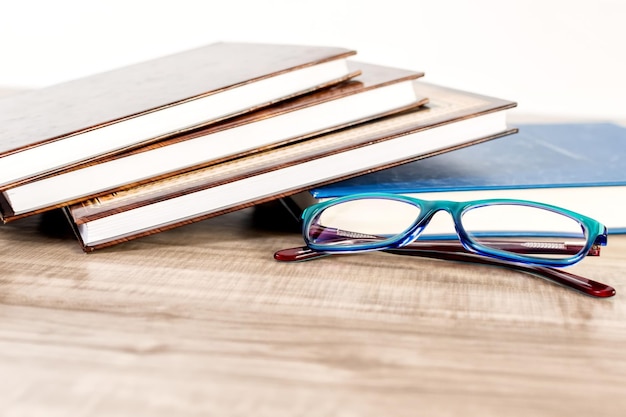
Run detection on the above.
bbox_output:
[301,193,608,268]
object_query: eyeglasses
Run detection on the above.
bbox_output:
[274,193,615,297]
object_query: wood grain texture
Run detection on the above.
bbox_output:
[1,203,625,417]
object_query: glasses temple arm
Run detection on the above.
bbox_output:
[384,248,614,298]
[273,245,615,298]
[308,225,601,256]
[400,239,601,256]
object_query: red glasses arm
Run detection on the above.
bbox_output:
[273,245,614,298]
[384,247,614,298]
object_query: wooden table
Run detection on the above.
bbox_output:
[1,87,625,416]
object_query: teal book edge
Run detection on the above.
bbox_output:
[306,123,626,233]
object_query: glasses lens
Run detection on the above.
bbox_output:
[461,204,588,260]
[307,198,421,248]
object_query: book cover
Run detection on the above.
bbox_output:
[65,82,516,251]
[0,62,426,221]
[0,42,357,188]
[302,123,626,233]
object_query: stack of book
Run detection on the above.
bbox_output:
[0,42,518,251]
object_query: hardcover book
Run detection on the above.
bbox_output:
[0,42,357,188]
[292,123,626,233]
[0,62,426,221]
[64,82,517,251]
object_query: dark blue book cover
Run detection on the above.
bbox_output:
[307,123,626,232]
[311,123,626,195]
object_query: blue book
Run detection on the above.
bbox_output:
[292,123,626,233]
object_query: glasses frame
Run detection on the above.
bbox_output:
[302,193,608,268]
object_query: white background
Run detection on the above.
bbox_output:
[1,0,624,118]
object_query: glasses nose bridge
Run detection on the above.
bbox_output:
[394,202,463,248]
[395,203,457,247]
[417,203,456,227]
[407,204,459,242]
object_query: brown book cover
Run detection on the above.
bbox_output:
[0,62,426,221]
[66,82,517,251]
[0,42,358,188]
